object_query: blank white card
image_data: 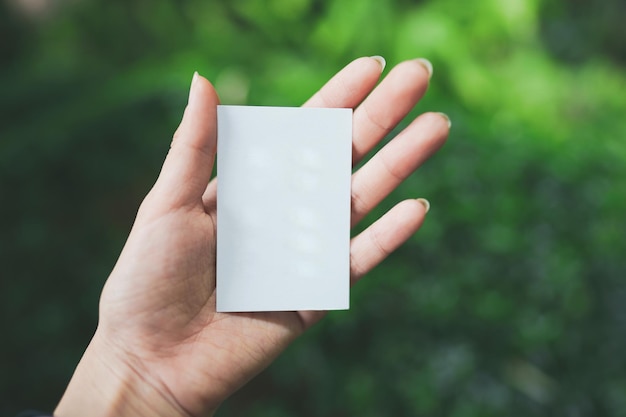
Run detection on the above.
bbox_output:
[216,105,352,312]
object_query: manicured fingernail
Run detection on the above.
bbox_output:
[188,71,199,103]
[370,55,386,71]
[437,112,451,128]
[417,198,430,213]
[416,58,433,79]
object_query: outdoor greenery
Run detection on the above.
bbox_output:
[2,0,626,415]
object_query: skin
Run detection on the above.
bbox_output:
[54,56,450,417]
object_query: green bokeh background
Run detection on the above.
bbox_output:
[2,0,626,415]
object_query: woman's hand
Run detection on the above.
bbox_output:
[54,57,449,417]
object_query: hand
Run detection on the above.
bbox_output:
[54,57,449,417]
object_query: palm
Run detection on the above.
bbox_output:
[99,201,303,403]
[95,57,449,416]
[100,191,310,409]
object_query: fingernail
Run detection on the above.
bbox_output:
[188,71,199,104]
[416,58,433,79]
[370,55,386,71]
[417,198,430,213]
[437,112,451,128]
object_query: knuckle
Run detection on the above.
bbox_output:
[369,225,390,258]
[350,187,370,221]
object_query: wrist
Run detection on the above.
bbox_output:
[54,332,197,417]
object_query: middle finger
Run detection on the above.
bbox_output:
[351,58,432,165]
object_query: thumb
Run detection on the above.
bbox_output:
[151,72,220,211]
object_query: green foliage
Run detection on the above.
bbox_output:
[1,0,625,415]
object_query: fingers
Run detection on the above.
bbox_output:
[350,112,449,226]
[352,58,432,165]
[202,58,437,218]
[350,199,429,285]
[152,73,220,211]
[303,56,384,108]
[203,57,384,212]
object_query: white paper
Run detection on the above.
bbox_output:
[216,105,352,312]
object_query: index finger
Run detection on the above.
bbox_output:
[303,56,385,108]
